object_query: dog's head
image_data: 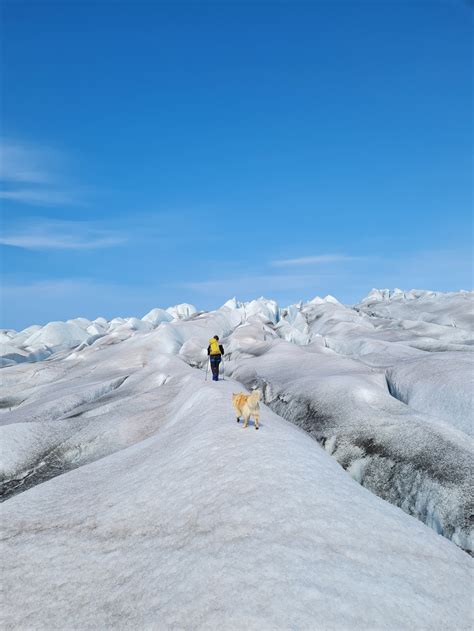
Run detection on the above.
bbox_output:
[250,389,261,401]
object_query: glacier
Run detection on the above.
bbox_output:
[1,289,473,629]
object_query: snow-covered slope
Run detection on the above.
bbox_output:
[1,338,473,630]
[1,290,473,629]
[0,303,199,367]
[229,337,472,550]
[359,288,474,330]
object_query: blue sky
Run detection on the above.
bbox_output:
[1,0,472,329]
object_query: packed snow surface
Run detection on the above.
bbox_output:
[1,289,473,629]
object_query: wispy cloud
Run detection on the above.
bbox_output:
[0,139,80,207]
[182,273,330,294]
[0,142,54,184]
[271,254,366,267]
[0,219,126,250]
[0,190,78,206]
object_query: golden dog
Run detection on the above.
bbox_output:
[232,390,261,430]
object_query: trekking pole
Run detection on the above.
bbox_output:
[205,357,210,381]
[221,358,225,381]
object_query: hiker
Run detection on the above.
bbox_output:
[207,335,224,381]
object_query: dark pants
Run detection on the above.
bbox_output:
[210,355,221,381]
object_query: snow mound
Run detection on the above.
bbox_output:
[22,321,91,352]
[221,297,242,310]
[230,337,473,552]
[66,317,92,330]
[2,289,473,560]
[358,289,474,331]
[386,352,474,436]
[9,324,42,347]
[244,297,280,324]
[141,307,174,326]
[166,303,198,319]
[0,344,30,367]
[1,350,472,630]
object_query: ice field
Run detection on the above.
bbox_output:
[1,289,473,629]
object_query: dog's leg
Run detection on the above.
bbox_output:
[236,416,240,423]
[255,413,259,430]
[243,414,249,428]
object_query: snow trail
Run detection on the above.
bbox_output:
[1,357,472,630]
[1,290,473,628]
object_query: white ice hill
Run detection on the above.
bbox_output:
[1,289,473,629]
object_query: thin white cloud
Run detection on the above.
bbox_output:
[182,273,330,294]
[0,139,79,207]
[0,219,126,250]
[1,279,90,296]
[0,190,78,206]
[271,254,365,267]
[0,142,55,184]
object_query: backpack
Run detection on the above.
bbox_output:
[209,338,221,355]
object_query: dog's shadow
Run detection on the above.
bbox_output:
[236,419,263,430]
